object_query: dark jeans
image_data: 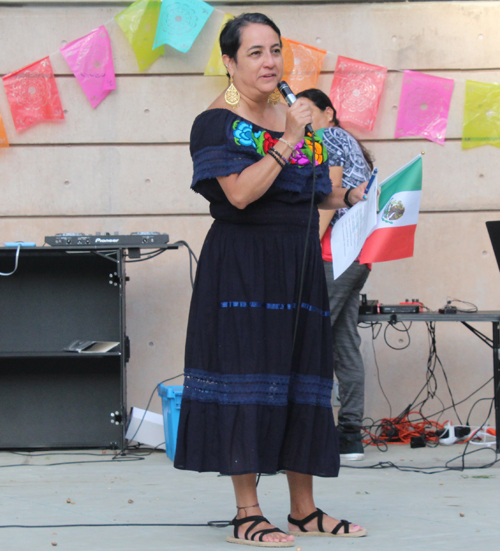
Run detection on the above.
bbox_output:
[324,259,370,432]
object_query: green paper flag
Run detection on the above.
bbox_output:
[116,0,164,72]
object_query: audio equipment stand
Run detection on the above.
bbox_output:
[358,311,500,452]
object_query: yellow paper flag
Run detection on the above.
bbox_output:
[116,0,164,72]
[0,110,8,147]
[462,80,500,149]
[204,13,234,76]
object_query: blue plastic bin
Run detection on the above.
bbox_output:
[157,384,183,461]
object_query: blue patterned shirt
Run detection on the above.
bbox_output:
[322,126,371,226]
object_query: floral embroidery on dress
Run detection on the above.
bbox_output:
[262,132,277,154]
[233,120,261,148]
[232,119,327,166]
[233,119,276,156]
[289,136,326,166]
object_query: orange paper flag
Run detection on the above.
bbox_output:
[282,38,326,94]
[0,110,8,147]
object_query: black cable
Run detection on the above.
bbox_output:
[351,396,499,472]
[0,377,180,467]
[465,396,495,427]
[389,320,413,333]
[341,446,500,474]
[172,240,199,289]
[369,322,392,418]
[453,397,496,471]
[410,376,493,421]
[445,382,496,472]
[434,344,462,424]
[358,320,382,337]
[0,520,226,528]
[291,131,317,353]
[383,320,411,350]
[360,417,389,451]
[403,321,443,420]
[358,313,498,468]
[125,248,168,263]
[390,322,444,422]
[362,378,496,461]
[9,450,121,458]
[360,317,498,458]
[363,314,468,431]
[444,447,499,472]
[446,297,478,313]
[122,373,183,454]
[0,458,145,468]
[414,322,461,424]
[123,240,198,289]
[123,443,167,457]
[0,470,270,530]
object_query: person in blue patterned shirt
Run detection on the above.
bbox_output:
[297,88,373,461]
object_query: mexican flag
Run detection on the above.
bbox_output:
[359,155,422,264]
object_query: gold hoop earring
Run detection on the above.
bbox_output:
[225,78,240,108]
[267,88,281,105]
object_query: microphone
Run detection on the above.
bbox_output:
[277,81,314,136]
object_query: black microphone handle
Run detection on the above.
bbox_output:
[277,81,314,136]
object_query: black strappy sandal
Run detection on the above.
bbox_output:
[226,515,295,547]
[288,507,367,537]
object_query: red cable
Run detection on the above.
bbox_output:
[363,413,445,446]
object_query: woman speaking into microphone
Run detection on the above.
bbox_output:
[174,12,367,546]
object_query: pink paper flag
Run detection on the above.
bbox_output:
[61,26,116,108]
[2,57,64,132]
[329,56,387,130]
[395,71,454,145]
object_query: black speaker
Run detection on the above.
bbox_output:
[0,248,127,449]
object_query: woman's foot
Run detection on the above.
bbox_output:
[239,518,295,544]
[227,508,295,546]
[229,474,295,545]
[288,507,367,537]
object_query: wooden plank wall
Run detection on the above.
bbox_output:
[1,1,499,428]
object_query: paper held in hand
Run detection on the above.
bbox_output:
[329,173,378,279]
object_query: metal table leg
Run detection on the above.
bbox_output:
[493,321,500,453]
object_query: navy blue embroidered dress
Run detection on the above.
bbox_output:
[174,109,340,477]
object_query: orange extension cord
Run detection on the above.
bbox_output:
[362,412,445,446]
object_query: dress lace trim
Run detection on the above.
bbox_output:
[182,368,333,408]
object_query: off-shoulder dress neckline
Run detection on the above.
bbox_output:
[202,107,285,136]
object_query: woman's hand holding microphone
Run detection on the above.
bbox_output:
[281,98,314,149]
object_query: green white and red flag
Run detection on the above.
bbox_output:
[359,155,422,264]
